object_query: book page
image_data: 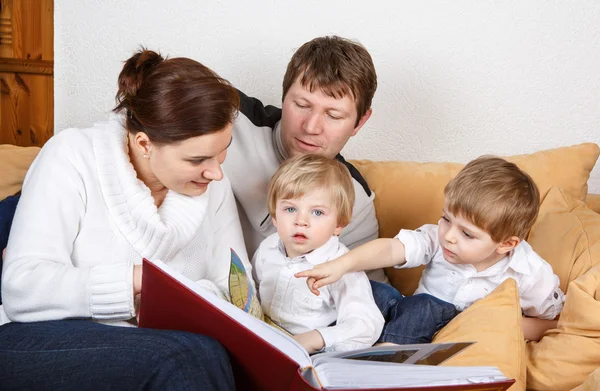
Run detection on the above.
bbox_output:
[312,342,474,367]
[149,260,312,369]
[314,359,508,389]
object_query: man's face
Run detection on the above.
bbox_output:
[280,78,371,159]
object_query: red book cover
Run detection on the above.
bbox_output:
[138,259,515,391]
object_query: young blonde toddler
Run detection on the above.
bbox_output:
[252,154,384,353]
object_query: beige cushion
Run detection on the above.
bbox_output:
[586,193,600,214]
[351,143,600,295]
[571,368,600,391]
[433,278,526,391]
[528,187,600,293]
[0,144,41,200]
[527,264,600,390]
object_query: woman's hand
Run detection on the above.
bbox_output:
[294,258,350,295]
[293,330,325,354]
[133,264,143,295]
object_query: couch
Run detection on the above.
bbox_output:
[2,142,600,390]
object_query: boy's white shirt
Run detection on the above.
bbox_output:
[252,233,384,352]
[395,224,564,319]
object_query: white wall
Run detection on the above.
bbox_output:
[55,0,600,193]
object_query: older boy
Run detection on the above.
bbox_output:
[223,36,388,283]
[297,156,565,343]
[252,154,384,354]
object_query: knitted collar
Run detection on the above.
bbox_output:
[92,116,209,261]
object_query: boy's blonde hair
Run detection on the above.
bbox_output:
[267,154,355,227]
[444,156,540,242]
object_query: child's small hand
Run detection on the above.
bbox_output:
[293,330,325,354]
[295,259,348,295]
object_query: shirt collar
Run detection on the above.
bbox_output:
[274,235,341,265]
[505,241,534,275]
[272,122,288,163]
[479,241,532,276]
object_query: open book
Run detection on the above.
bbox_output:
[138,258,514,391]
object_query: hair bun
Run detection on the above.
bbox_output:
[116,49,164,102]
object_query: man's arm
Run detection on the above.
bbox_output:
[222,91,282,256]
[339,182,379,250]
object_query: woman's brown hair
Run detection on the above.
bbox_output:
[113,49,239,144]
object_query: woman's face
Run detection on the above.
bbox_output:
[147,123,233,196]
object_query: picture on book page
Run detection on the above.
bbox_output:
[228,249,291,336]
[341,342,474,366]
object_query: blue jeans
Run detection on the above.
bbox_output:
[370,280,458,344]
[0,193,20,304]
[0,320,235,391]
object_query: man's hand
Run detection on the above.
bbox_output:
[293,330,325,354]
[295,258,350,295]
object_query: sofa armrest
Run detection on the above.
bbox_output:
[0,144,41,201]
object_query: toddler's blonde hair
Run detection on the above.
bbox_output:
[267,154,355,227]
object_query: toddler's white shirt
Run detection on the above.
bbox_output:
[252,233,384,352]
[395,224,564,319]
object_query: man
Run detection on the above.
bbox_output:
[223,35,387,283]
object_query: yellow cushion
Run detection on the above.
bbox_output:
[0,144,41,201]
[587,193,600,215]
[433,278,526,391]
[526,264,600,390]
[351,143,600,295]
[528,187,600,293]
[571,368,600,391]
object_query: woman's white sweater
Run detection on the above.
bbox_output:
[1,116,251,325]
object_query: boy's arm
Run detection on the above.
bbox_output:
[337,181,378,250]
[292,330,325,354]
[295,238,406,295]
[315,272,385,352]
[522,317,558,341]
[520,261,564,320]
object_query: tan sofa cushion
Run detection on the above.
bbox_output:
[433,278,526,391]
[0,144,41,201]
[587,193,600,214]
[572,368,600,391]
[528,187,600,293]
[526,264,600,390]
[351,143,600,295]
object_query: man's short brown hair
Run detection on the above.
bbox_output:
[282,36,377,126]
[444,156,540,242]
[267,154,355,227]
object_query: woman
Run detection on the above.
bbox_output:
[0,49,248,390]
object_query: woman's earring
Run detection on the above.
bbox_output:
[143,154,149,159]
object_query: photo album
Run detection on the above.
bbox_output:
[138,255,514,391]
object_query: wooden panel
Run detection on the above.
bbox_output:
[0,72,53,146]
[0,0,54,146]
[0,58,52,74]
[40,0,52,60]
[0,0,14,58]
